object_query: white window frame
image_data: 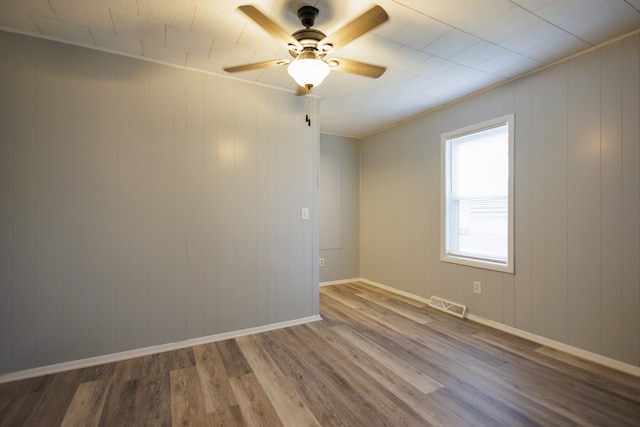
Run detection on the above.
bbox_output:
[440,114,515,274]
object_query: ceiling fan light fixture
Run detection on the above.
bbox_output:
[287,51,330,88]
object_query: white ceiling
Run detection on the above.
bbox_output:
[1,0,639,137]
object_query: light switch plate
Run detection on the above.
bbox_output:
[300,208,309,220]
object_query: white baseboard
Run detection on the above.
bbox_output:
[357,278,640,378]
[320,278,361,287]
[0,314,322,384]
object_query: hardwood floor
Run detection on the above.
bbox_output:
[1,281,639,426]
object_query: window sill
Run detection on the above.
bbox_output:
[441,254,514,274]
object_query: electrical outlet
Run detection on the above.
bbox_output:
[473,281,482,294]
[319,258,325,267]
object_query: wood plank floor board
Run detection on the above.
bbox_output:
[228,373,282,427]
[354,291,435,324]
[193,343,242,424]
[275,324,417,427]
[281,325,430,426]
[98,379,140,427]
[60,379,109,427]
[258,328,383,427]
[346,281,429,308]
[215,339,252,379]
[340,292,437,337]
[323,291,506,376]
[1,282,640,426]
[235,334,321,427]
[439,328,640,423]
[0,390,43,425]
[170,366,208,427]
[135,352,176,427]
[268,326,396,427]
[304,322,445,426]
[327,311,556,425]
[109,355,144,384]
[536,344,640,394]
[341,282,434,324]
[0,374,49,422]
[374,318,601,424]
[20,369,93,426]
[319,286,363,310]
[320,287,638,426]
[331,324,443,394]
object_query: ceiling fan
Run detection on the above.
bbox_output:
[223,4,389,93]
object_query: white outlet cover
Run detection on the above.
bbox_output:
[473,281,481,294]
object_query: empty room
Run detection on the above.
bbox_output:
[1,0,639,425]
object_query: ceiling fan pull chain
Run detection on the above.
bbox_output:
[305,94,311,126]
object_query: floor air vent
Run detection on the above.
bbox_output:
[428,296,468,318]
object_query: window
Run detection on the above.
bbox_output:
[441,114,514,273]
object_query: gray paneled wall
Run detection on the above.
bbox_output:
[319,134,360,282]
[0,31,319,376]
[360,33,640,367]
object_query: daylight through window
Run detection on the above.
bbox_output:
[441,115,514,273]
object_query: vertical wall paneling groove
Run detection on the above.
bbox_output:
[185,71,205,340]
[202,76,219,336]
[255,87,269,326]
[266,89,281,324]
[544,62,570,343]
[34,39,64,366]
[621,34,640,366]
[173,68,184,340]
[0,33,13,372]
[97,51,119,356]
[147,65,174,346]
[129,59,150,349]
[287,102,303,321]
[12,35,36,371]
[173,66,188,343]
[600,42,623,360]
[359,32,640,367]
[216,80,236,333]
[286,104,298,321]
[115,55,132,353]
[514,77,533,332]
[265,89,276,324]
[63,45,100,361]
[501,84,517,329]
[530,72,547,337]
[567,50,602,354]
[0,30,320,376]
[234,82,258,331]
[275,92,288,323]
[414,123,429,299]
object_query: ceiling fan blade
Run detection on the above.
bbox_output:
[329,58,386,78]
[238,5,302,50]
[224,59,290,73]
[318,5,388,51]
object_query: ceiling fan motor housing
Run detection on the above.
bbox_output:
[291,28,326,52]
